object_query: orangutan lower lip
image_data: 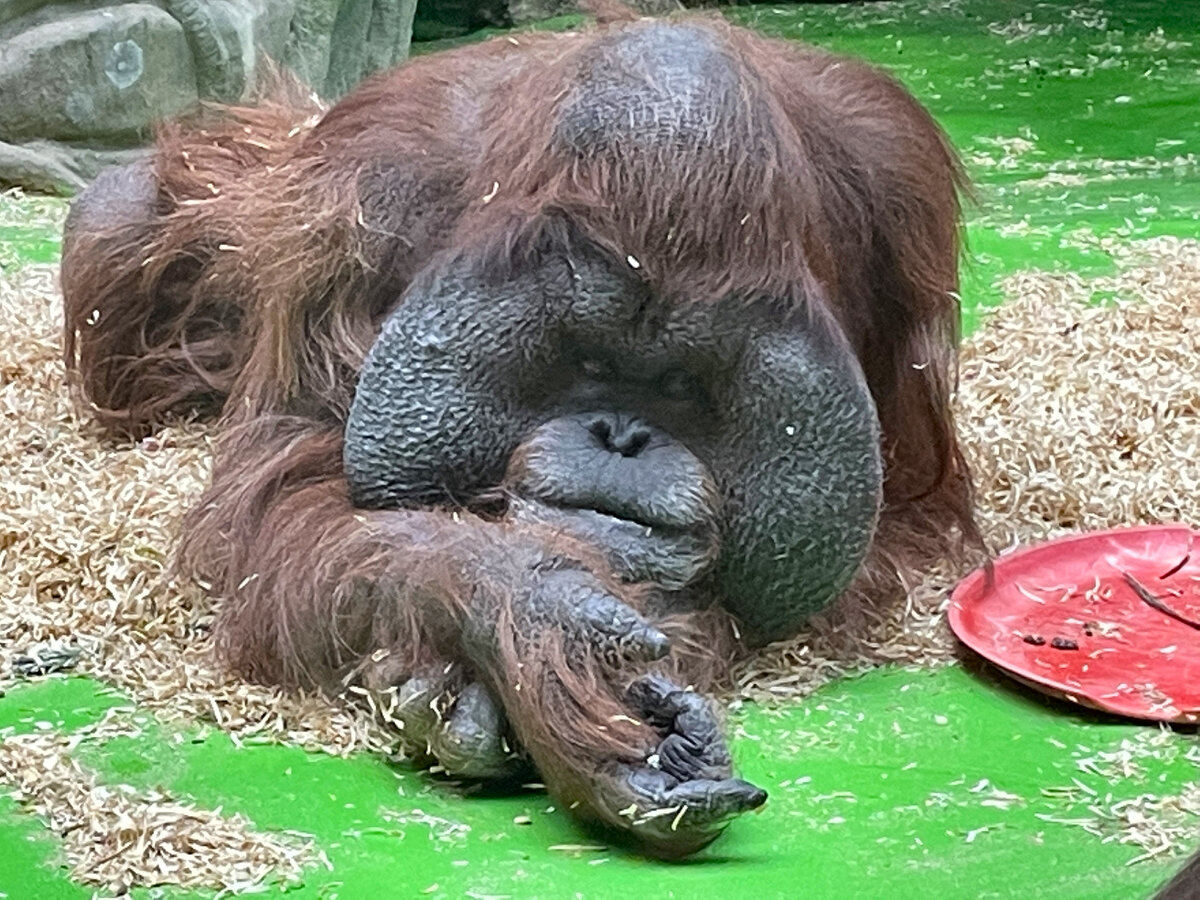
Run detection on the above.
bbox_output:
[565,504,701,537]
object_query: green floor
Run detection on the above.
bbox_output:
[3,0,1199,897]
[1,667,1195,899]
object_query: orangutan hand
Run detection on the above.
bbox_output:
[591,673,767,857]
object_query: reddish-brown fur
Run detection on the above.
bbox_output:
[62,12,977,842]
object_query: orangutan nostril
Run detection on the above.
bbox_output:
[588,416,651,457]
[613,425,651,457]
[588,417,613,447]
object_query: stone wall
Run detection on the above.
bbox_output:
[0,0,417,193]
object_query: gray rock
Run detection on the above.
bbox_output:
[0,139,87,194]
[326,0,417,96]
[0,0,419,193]
[325,0,374,96]
[255,0,299,56]
[0,0,47,32]
[167,0,243,101]
[287,0,417,98]
[0,138,148,194]
[509,0,680,25]
[0,5,199,142]
[362,0,416,76]
[283,0,340,90]
[167,0,299,102]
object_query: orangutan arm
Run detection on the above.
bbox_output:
[179,420,763,856]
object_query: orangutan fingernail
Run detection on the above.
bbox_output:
[638,627,671,660]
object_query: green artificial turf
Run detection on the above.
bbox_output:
[1,668,1193,899]
[730,0,1200,330]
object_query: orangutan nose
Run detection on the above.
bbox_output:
[587,414,652,458]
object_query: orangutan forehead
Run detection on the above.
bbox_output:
[553,22,748,158]
[525,238,799,343]
[521,21,800,303]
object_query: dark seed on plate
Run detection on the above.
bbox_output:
[1050,637,1079,651]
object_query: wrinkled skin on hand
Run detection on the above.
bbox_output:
[461,557,768,854]
[359,531,767,854]
[462,561,671,667]
[603,675,767,856]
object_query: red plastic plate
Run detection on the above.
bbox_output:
[948,524,1200,723]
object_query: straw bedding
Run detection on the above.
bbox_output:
[1,215,1198,887]
[0,713,317,894]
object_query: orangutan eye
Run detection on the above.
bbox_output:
[659,368,695,401]
[579,357,613,381]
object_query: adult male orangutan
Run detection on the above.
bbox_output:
[61,4,976,856]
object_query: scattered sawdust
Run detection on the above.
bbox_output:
[987,17,1065,42]
[1076,729,1198,783]
[0,262,385,891]
[0,710,318,894]
[0,264,400,749]
[1098,785,1200,865]
[2,234,1199,883]
[1035,732,1200,865]
[1046,729,1200,864]
[0,188,64,236]
[964,237,1199,544]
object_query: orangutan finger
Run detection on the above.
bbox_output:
[625,672,694,727]
[572,591,670,662]
[393,665,457,746]
[657,776,767,820]
[428,682,523,779]
[625,674,731,780]
[602,765,768,858]
[656,732,726,782]
[582,672,767,858]
[621,766,766,821]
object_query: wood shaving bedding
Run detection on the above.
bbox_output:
[2,228,1199,883]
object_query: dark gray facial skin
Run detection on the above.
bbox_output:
[505,413,722,591]
[344,236,883,644]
